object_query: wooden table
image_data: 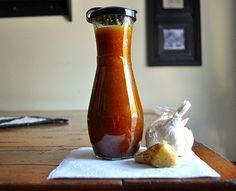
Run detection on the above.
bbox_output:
[0,111,235,191]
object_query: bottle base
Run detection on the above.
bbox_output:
[95,155,133,161]
[92,143,140,160]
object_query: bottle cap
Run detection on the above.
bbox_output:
[86,6,137,23]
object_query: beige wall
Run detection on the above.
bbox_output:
[0,0,235,161]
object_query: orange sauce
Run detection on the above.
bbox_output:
[87,25,143,159]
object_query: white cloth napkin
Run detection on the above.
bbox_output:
[48,147,220,179]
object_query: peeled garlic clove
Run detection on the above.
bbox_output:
[134,142,178,168]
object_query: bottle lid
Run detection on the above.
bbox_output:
[86,6,137,23]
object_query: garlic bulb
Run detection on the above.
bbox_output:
[145,100,194,156]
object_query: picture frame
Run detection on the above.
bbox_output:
[146,0,201,66]
[0,0,72,21]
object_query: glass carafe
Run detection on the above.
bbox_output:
[86,7,143,160]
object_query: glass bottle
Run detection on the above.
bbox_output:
[86,7,143,160]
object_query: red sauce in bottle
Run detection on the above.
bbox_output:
[87,25,143,159]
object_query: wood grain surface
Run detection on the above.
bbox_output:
[0,111,235,191]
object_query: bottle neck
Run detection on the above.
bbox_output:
[95,25,132,59]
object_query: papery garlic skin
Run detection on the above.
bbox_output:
[145,100,194,156]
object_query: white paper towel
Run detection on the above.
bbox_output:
[48,147,220,179]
